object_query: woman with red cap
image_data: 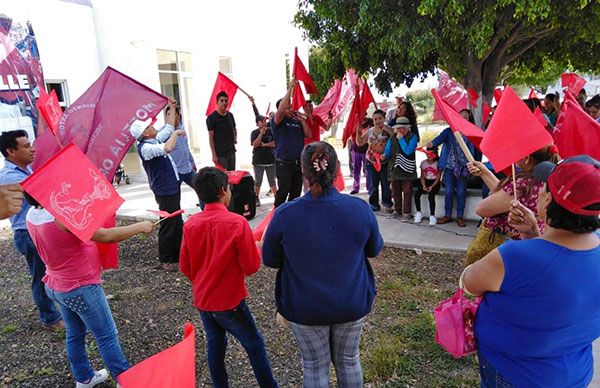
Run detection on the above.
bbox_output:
[461,155,600,387]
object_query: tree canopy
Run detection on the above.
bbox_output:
[295,0,600,103]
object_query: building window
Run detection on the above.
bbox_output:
[218,56,232,75]
[156,49,196,148]
[45,80,69,110]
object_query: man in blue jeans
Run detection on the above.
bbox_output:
[0,130,62,329]
[180,167,277,388]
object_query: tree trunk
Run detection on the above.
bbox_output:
[465,53,484,128]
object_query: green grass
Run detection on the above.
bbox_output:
[1,324,17,334]
[362,267,478,387]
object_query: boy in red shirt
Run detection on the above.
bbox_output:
[180,167,277,388]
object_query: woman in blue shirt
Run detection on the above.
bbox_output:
[262,141,384,388]
[461,155,600,387]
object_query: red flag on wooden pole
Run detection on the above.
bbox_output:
[480,86,554,173]
[292,80,307,111]
[313,79,341,122]
[293,47,317,94]
[206,72,239,115]
[431,88,485,149]
[118,323,196,388]
[21,143,124,242]
[467,88,479,108]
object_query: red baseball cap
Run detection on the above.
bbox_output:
[533,155,600,216]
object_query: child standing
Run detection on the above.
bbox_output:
[414,147,441,225]
[180,167,278,388]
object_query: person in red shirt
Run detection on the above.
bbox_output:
[303,100,331,145]
[179,167,277,388]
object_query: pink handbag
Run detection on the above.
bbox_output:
[434,288,482,358]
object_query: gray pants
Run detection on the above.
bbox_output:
[253,164,276,188]
[289,317,365,388]
[217,152,236,171]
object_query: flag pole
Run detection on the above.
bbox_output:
[453,132,475,163]
[511,163,518,202]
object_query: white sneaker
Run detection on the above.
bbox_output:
[413,211,423,223]
[76,369,109,388]
[429,215,437,226]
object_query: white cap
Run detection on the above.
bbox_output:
[129,118,152,140]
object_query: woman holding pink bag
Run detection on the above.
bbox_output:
[460,155,600,387]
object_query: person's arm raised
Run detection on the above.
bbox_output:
[274,80,295,125]
[164,130,185,153]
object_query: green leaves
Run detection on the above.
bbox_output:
[296,0,600,98]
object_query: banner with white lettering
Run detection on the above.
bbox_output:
[0,16,44,139]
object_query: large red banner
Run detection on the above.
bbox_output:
[21,143,124,242]
[31,67,167,180]
[0,16,45,139]
[433,70,468,121]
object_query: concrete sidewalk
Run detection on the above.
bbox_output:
[115,174,477,253]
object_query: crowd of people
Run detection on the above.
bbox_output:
[0,79,598,388]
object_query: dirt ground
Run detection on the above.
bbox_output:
[0,227,477,387]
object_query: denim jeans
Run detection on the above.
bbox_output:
[365,161,392,211]
[45,284,129,382]
[443,168,468,218]
[13,229,62,325]
[478,352,513,387]
[199,300,277,388]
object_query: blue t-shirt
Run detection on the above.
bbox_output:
[271,117,305,161]
[0,160,32,231]
[476,238,600,387]
[262,187,384,325]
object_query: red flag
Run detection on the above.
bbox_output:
[533,107,548,127]
[36,88,63,135]
[372,153,382,172]
[293,47,317,94]
[31,67,168,181]
[206,72,239,115]
[214,164,250,184]
[252,207,275,241]
[417,147,437,160]
[334,164,345,191]
[431,89,485,149]
[21,143,124,242]
[147,209,185,219]
[433,70,468,121]
[292,81,307,111]
[553,95,600,160]
[467,88,479,108]
[480,86,554,172]
[493,87,503,105]
[561,73,586,96]
[482,101,492,123]
[313,79,342,122]
[341,82,361,147]
[360,79,377,113]
[118,323,196,388]
[96,214,118,269]
[528,88,538,100]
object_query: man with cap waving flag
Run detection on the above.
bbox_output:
[131,99,186,271]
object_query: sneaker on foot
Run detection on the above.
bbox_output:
[384,206,394,214]
[349,190,358,195]
[429,215,437,226]
[386,211,399,219]
[400,214,412,222]
[413,211,423,223]
[76,369,108,388]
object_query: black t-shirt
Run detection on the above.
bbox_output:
[250,128,275,165]
[206,110,236,156]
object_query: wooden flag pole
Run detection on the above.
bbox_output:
[453,131,475,163]
[512,163,518,202]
